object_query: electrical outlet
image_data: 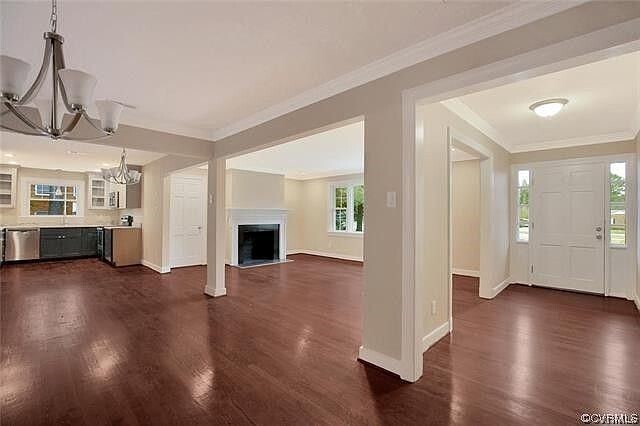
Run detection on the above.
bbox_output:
[431,300,437,315]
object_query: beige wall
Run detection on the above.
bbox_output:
[0,167,119,226]
[511,139,637,164]
[225,169,285,209]
[208,3,640,363]
[636,130,640,307]
[289,174,364,260]
[284,178,305,252]
[223,169,363,260]
[418,102,510,338]
[142,155,206,269]
[451,160,480,272]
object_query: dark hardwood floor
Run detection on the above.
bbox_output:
[1,256,639,425]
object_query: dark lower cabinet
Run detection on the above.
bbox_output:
[40,227,98,259]
[81,228,98,256]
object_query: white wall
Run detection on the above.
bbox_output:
[418,102,511,341]
[288,174,364,261]
[223,169,364,261]
[142,155,206,271]
[511,147,638,301]
[207,3,640,369]
[451,160,480,274]
[0,167,119,226]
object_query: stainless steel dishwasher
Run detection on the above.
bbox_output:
[5,228,40,261]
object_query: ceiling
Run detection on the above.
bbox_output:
[0,132,164,173]
[0,1,509,140]
[226,121,363,180]
[443,50,640,153]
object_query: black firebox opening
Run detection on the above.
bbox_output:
[238,224,279,266]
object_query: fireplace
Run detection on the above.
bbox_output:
[238,224,280,266]
[227,209,288,267]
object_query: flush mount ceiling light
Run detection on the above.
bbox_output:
[529,98,568,118]
[0,0,132,141]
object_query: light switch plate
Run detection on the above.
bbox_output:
[386,191,397,208]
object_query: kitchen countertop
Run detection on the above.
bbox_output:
[1,224,141,230]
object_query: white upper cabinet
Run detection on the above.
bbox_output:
[0,167,18,208]
[87,175,126,210]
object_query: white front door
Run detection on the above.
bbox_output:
[531,163,605,293]
[170,176,205,268]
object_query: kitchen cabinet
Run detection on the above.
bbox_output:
[102,227,141,267]
[87,175,127,209]
[40,227,98,259]
[88,175,108,209]
[0,166,17,208]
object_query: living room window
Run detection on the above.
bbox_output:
[27,182,81,216]
[330,182,364,234]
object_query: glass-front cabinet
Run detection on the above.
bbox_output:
[89,176,107,209]
[87,175,126,210]
[0,167,18,208]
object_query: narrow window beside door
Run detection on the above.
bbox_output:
[609,162,626,247]
[516,170,530,242]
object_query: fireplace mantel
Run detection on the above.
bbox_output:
[226,208,288,266]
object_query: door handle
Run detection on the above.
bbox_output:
[595,226,602,232]
[595,234,602,240]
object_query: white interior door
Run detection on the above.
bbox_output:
[170,176,205,268]
[531,163,605,293]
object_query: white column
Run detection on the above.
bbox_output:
[204,157,227,297]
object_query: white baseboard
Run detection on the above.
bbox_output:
[141,259,170,274]
[491,276,512,298]
[422,321,450,353]
[451,268,480,278]
[204,286,227,297]
[287,249,363,262]
[357,346,401,376]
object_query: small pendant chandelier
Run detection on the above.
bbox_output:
[0,0,129,141]
[102,149,141,185]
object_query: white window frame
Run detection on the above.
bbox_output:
[328,180,364,236]
[514,168,531,243]
[21,178,85,218]
[607,160,629,249]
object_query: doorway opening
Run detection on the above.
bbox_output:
[448,132,491,326]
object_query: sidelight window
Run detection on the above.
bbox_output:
[609,162,626,247]
[516,170,530,242]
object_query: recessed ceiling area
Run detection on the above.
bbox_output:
[442,50,640,153]
[0,132,164,172]
[226,121,363,180]
[0,1,510,139]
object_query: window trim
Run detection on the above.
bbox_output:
[21,178,85,218]
[514,168,530,244]
[328,179,364,235]
[608,160,628,249]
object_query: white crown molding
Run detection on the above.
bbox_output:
[210,2,584,141]
[441,98,511,152]
[510,130,638,153]
[118,111,215,141]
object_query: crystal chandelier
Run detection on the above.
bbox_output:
[102,149,141,185]
[0,0,127,141]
